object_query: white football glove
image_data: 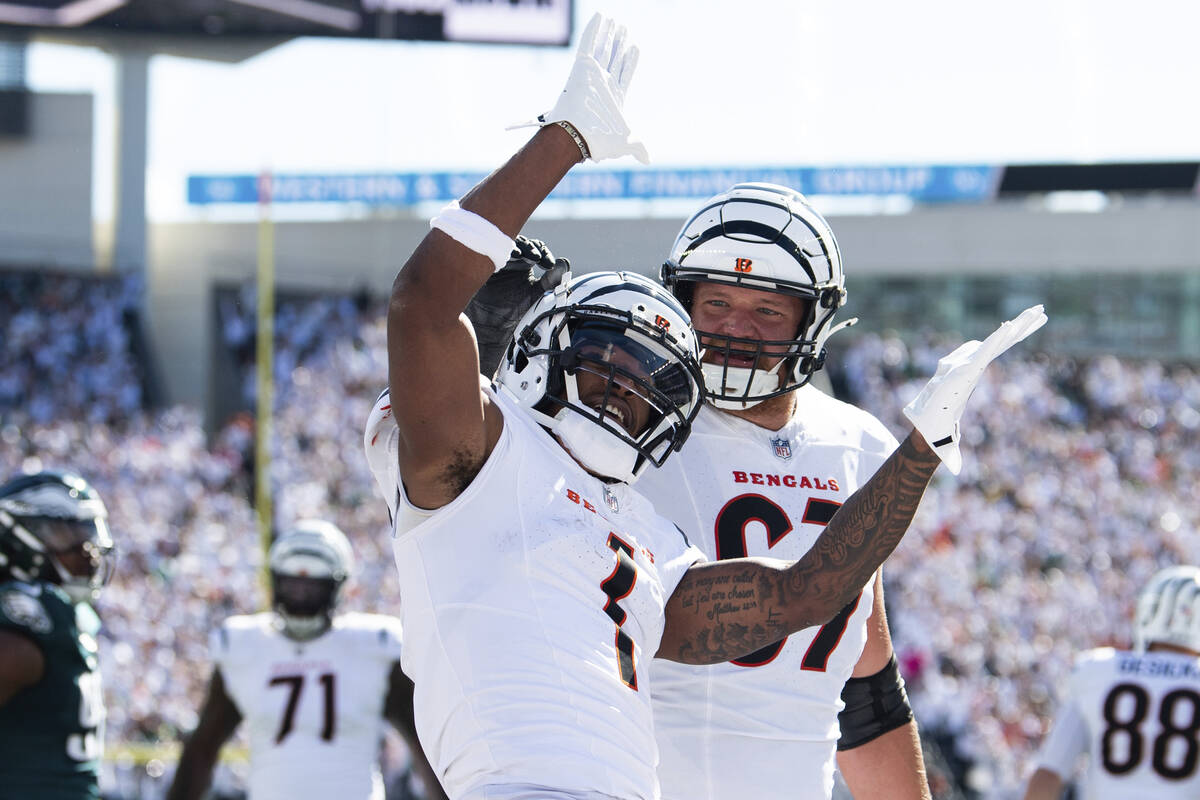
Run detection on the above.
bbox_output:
[902,304,1047,475]
[511,13,649,164]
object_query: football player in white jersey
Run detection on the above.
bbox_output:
[167,521,445,800]
[1023,566,1200,800]
[369,13,1045,800]
[639,184,930,800]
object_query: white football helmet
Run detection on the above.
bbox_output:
[661,182,850,409]
[495,271,704,484]
[268,520,355,641]
[1133,566,1200,653]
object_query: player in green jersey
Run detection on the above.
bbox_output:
[0,471,114,800]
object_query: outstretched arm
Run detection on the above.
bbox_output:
[388,128,580,511]
[384,662,448,800]
[658,432,938,663]
[659,305,1048,663]
[166,668,242,800]
[389,13,644,510]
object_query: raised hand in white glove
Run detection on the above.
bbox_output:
[511,13,649,164]
[902,304,1047,475]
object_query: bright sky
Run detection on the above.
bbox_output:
[24,0,1200,220]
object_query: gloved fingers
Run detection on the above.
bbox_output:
[507,236,543,269]
[591,15,614,66]
[608,23,628,74]
[530,239,555,266]
[628,139,650,165]
[617,43,639,100]
[512,236,558,268]
[578,13,602,61]
[509,236,531,262]
[976,304,1047,364]
[517,236,549,264]
[932,339,982,377]
[537,260,570,291]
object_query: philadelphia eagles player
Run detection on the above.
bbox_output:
[0,470,114,800]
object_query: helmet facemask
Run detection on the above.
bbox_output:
[497,272,704,484]
[0,472,115,604]
[661,183,854,410]
[267,520,353,641]
[553,320,699,481]
[271,573,342,640]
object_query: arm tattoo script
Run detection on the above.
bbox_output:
[662,433,941,665]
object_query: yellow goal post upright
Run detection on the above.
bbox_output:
[255,171,275,609]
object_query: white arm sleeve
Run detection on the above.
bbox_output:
[1036,699,1089,776]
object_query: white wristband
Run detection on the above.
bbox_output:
[429,201,515,272]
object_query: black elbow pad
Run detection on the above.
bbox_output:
[836,654,914,750]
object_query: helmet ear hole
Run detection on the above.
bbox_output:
[797,350,827,377]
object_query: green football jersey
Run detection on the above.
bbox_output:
[0,580,103,800]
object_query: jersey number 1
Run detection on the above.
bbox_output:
[269,673,337,744]
[715,493,859,669]
[601,533,639,690]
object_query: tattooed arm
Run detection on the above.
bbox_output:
[657,431,941,665]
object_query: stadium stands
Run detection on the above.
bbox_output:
[3,268,1197,798]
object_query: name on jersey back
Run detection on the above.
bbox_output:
[1118,655,1200,680]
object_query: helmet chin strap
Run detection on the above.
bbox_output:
[554,409,640,484]
[702,361,785,411]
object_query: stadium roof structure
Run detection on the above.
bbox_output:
[0,0,573,49]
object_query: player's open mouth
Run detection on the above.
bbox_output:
[592,399,636,435]
[708,353,757,369]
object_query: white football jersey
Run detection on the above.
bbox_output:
[640,387,898,800]
[212,612,404,800]
[1036,647,1200,799]
[365,385,704,800]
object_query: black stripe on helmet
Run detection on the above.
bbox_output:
[575,276,685,314]
[787,204,839,280]
[681,220,817,284]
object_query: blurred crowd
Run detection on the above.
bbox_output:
[3,267,1198,799]
[836,331,1200,796]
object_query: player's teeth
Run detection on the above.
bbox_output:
[605,404,626,425]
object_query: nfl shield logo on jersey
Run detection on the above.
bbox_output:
[603,485,620,513]
[771,437,793,460]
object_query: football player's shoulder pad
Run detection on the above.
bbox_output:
[0,579,55,637]
[333,611,403,658]
[210,612,275,661]
[793,384,897,453]
[1074,646,1118,669]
